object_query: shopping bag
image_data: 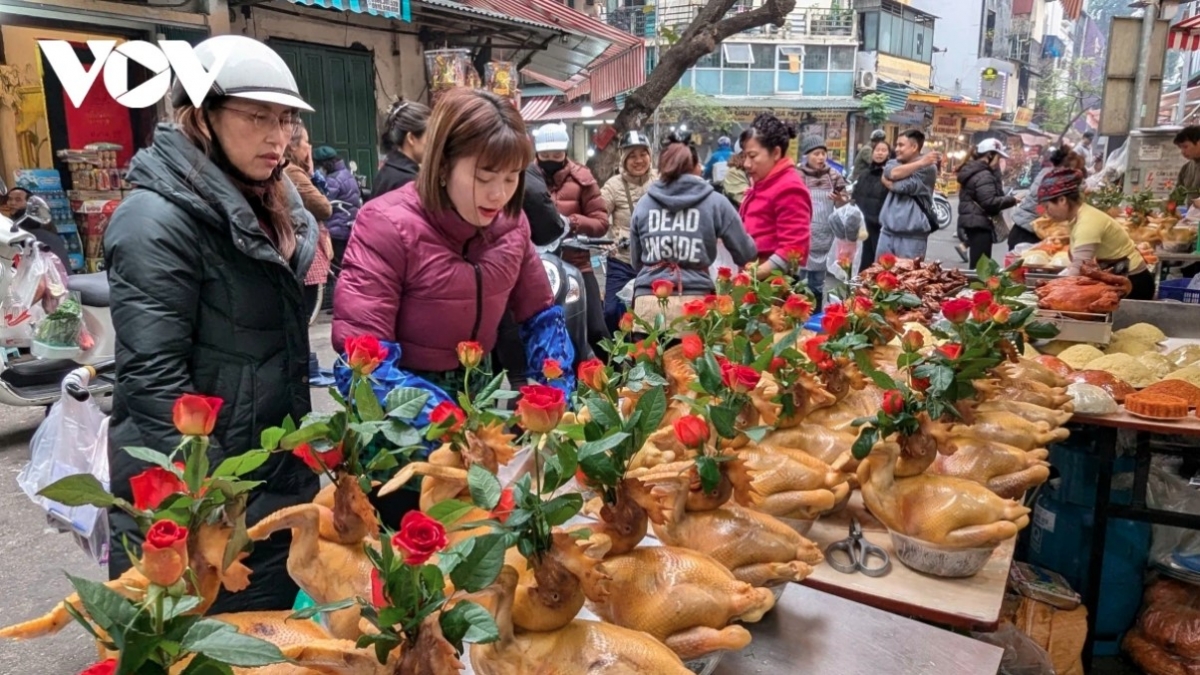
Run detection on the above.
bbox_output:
[709,241,738,282]
[17,367,109,565]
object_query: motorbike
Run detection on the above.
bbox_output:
[0,179,116,407]
[932,191,953,231]
[536,218,609,366]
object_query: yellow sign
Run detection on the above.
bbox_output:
[982,67,1000,82]
[1014,107,1034,127]
[876,54,932,90]
[964,116,992,131]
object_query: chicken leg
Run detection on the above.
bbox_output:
[929,435,1051,499]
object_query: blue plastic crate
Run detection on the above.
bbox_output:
[804,311,824,333]
[1158,278,1200,304]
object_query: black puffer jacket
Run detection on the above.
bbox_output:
[852,161,889,226]
[957,159,1017,233]
[103,124,319,612]
[370,150,419,201]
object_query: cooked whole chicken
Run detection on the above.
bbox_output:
[975,379,1074,411]
[950,410,1070,452]
[928,434,1051,499]
[588,546,775,660]
[377,422,517,513]
[737,444,851,520]
[858,441,1031,549]
[1036,264,1132,314]
[972,399,1073,428]
[503,531,612,633]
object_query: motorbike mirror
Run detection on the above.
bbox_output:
[19,196,52,227]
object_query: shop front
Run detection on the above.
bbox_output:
[716,99,860,165]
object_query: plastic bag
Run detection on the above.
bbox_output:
[17,368,110,565]
[1066,383,1118,415]
[709,241,738,283]
[0,244,60,346]
[828,203,864,241]
[972,623,1057,675]
[1149,455,1200,571]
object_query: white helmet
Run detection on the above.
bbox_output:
[976,138,1009,159]
[170,35,313,112]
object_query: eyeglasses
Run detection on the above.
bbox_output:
[219,106,301,136]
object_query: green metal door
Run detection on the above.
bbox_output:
[270,40,377,187]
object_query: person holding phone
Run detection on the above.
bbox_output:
[798,136,847,310]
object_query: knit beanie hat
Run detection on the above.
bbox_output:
[801,135,827,156]
[1037,168,1084,203]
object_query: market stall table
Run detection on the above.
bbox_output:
[1154,251,1200,283]
[800,493,1015,632]
[712,584,1004,675]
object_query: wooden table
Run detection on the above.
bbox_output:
[713,584,1004,675]
[800,493,1015,632]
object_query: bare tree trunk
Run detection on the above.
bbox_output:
[592,0,797,180]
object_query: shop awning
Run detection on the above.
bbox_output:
[1170,14,1200,51]
[539,99,617,121]
[876,81,913,114]
[520,96,556,122]
[1059,0,1082,21]
[285,0,411,20]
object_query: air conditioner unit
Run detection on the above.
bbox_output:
[857,70,878,91]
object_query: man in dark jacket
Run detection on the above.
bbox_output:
[524,163,566,247]
[104,125,319,613]
[957,138,1018,268]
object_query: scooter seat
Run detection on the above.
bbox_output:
[1,357,82,389]
[67,272,109,307]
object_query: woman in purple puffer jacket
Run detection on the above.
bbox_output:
[314,145,362,268]
[332,89,574,399]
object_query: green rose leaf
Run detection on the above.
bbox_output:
[177,655,236,675]
[259,427,287,452]
[39,475,115,508]
[709,405,739,440]
[851,427,879,460]
[426,499,476,527]
[1025,321,1060,340]
[634,386,667,435]
[439,600,501,653]
[288,598,357,621]
[467,464,502,511]
[696,456,721,494]
[278,423,331,451]
[67,573,137,633]
[354,379,386,422]
[212,450,270,478]
[542,493,584,527]
[121,446,176,471]
[448,533,508,593]
[182,619,287,666]
[386,387,431,421]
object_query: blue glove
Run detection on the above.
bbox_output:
[311,170,328,195]
[519,305,576,397]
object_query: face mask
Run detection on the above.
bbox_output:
[539,159,566,177]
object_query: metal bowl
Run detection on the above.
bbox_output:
[888,530,995,578]
[776,516,815,536]
[684,650,725,675]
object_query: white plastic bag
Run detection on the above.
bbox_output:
[17,367,110,565]
[709,241,738,283]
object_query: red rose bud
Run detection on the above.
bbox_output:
[716,267,733,281]
[456,341,484,369]
[491,488,516,524]
[784,294,812,320]
[542,359,564,380]
[769,357,787,373]
[1011,266,1027,283]
[681,334,705,360]
[901,330,925,351]
[878,253,897,270]
[817,355,838,372]
[743,291,758,305]
[652,279,674,299]
[632,340,659,361]
[882,390,906,416]
[715,295,736,316]
[429,402,466,440]
[972,290,994,308]
[941,298,972,324]
[821,303,848,335]
[911,376,931,392]
[618,312,635,333]
[391,511,448,565]
[720,361,762,394]
[516,384,567,433]
[682,299,708,318]
[875,271,900,293]
[770,276,788,288]
[79,660,116,675]
[852,296,874,318]
[733,273,752,287]
[673,414,711,448]
[577,358,609,391]
[172,394,223,437]
[987,276,1002,291]
[803,335,829,363]
[293,442,345,473]
[142,519,189,587]
[703,294,718,307]
[345,335,389,375]
[784,246,807,267]
[972,303,993,323]
[992,304,1012,324]
[938,343,964,360]
[130,465,188,512]
[370,567,387,608]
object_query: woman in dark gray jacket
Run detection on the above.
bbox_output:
[370,98,430,200]
[103,35,318,613]
[957,138,1018,268]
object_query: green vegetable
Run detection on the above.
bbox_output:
[36,297,83,347]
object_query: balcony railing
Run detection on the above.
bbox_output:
[792,7,855,37]
[623,1,855,38]
[603,5,658,39]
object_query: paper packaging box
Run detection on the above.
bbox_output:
[78,200,119,260]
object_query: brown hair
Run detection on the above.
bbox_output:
[417,89,533,218]
[284,120,307,166]
[176,104,297,260]
[659,143,698,183]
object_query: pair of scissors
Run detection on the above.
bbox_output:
[825,518,891,577]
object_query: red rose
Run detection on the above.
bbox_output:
[902,330,925,351]
[716,267,733,281]
[941,298,972,324]
[784,294,812,321]
[733,273,753,287]
[516,384,567,433]
[370,567,387,608]
[681,334,705,360]
[79,661,116,675]
[769,357,787,373]
[821,303,849,335]
[911,376,931,392]
[703,294,718,307]
[742,291,758,305]
[938,343,964,361]
[882,390,906,416]
[875,271,900,293]
[392,510,448,565]
[1125,206,1134,216]
[1011,266,1028,284]
[632,340,658,362]
[142,519,189,587]
[429,401,466,440]
[542,359,564,381]
[491,487,516,524]
[972,303,993,323]
[682,299,709,318]
[720,360,761,394]
[992,305,1012,324]
[345,335,389,375]
[783,246,807,267]
[770,276,788,288]
[456,341,484,370]
[878,253,897,270]
[673,414,710,448]
[130,465,187,512]
[293,442,345,473]
[172,394,223,437]
[618,312,635,333]
[987,276,1002,291]
[577,358,609,391]
[715,295,736,316]
[803,335,829,364]
[972,290,994,308]
[852,296,874,318]
[652,279,674,299]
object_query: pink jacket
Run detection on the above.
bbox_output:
[332,183,554,372]
[739,158,813,270]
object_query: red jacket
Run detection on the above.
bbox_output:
[332,183,553,372]
[739,158,813,270]
[545,161,607,273]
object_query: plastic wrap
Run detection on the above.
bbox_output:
[1149,457,1200,573]
[972,623,1057,675]
[1125,628,1200,675]
[1141,604,1200,660]
[1,243,66,346]
[1032,355,1074,378]
[1065,370,1137,403]
[1066,383,1118,415]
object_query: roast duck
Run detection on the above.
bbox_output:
[1035,264,1132,314]
[858,258,969,324]
[1124,578,1200,675]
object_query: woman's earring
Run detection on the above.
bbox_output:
[439,177,446,187]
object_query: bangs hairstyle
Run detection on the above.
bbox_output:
[418,89,533,218]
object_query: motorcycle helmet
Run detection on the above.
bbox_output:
[620,130,651,150]
[170,35,313,112]
[534,123,571,152]
[870,129,886,142]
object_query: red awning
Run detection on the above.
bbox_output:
[1059,0,1082,20]
[1171,14,1200,51]
[520,96,556,122]
[539,99,617,122]
[522,69,579,92]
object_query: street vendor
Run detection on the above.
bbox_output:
[1037,167,1155,300]
[1174,126,1200,195]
